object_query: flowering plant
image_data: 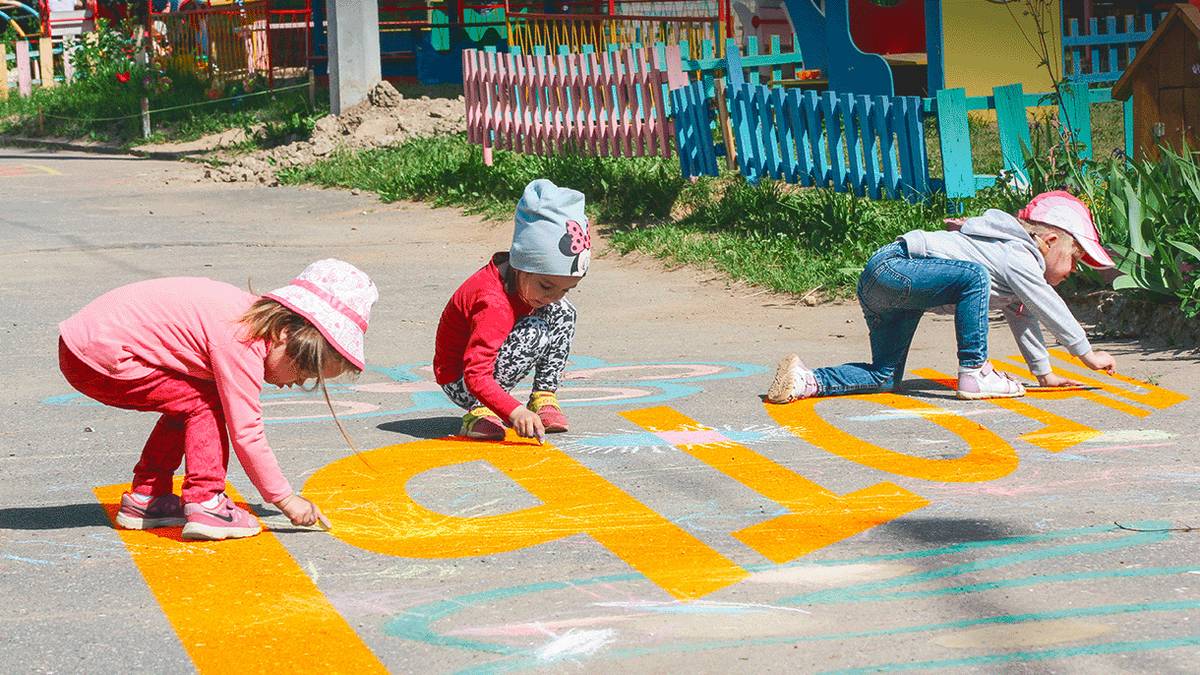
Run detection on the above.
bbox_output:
[70,18,166,97]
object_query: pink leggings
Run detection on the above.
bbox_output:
[59,338,229,504]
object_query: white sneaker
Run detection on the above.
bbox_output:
[767,354,820,403]
[957,363,1026,400]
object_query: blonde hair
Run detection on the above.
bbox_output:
[1018,218,1083,256]
[239,298,361,452]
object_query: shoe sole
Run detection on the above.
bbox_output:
[766,354,801,404]
[181,522,262,540]
[956,389,1026,400]
[115,512,186,529]
[543,424,569,433]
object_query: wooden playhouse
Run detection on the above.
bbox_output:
[1111,3,1200,158]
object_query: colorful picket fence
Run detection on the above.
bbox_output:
[1062,12,1164,84]
[463,45,686,166]
[711,50,929,200]
[0,36,78,99]
[150,1,273,83]
[506,6,728,60]
[935,81,1133,199]
[670,77,721,177]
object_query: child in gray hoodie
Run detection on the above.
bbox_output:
[767,191,1118,402]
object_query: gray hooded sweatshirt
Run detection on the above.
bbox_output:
[900,209,1091,376]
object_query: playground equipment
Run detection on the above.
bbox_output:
[740,0,1064,97]
[310,1,518,85]
[1,1,44,37]
[504,0,732,59]
[146,1,311,85]
[38,0,95,36]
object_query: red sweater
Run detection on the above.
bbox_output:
[433,253,533,418]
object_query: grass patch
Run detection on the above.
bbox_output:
[281,134,1023,297]
[0,71,325,148]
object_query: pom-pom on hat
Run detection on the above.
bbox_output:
[264,259,379,370]
[510,179,591,277]
[1018,191,1114,269]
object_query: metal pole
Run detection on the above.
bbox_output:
[141,97,151,138]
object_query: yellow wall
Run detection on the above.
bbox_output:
[942,0,1063,96]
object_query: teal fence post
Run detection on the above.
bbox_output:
[1058,80,1093,160]
[1123,96,1134,159]
[993,83,1032,185]
[936,87,975,199]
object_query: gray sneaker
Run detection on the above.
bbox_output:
[767,354,820,403]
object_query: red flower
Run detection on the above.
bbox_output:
[115,71,131,83]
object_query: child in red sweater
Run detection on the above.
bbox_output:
[434,179,590,440]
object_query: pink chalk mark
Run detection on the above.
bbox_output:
[656,429,729,446]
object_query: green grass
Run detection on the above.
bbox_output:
[281,134,1023,298]
[0,71,325,148]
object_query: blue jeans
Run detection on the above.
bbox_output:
[813,242,990,396]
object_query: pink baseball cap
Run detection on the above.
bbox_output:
[1018,191,1115,269]
[264,259,379,370]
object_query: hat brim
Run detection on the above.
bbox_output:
[264,288,366,371]
[1079,237,1115,269]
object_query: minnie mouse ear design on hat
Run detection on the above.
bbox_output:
[511,179,591,277]
[264,259,379,370]
[1018,191,1115,269]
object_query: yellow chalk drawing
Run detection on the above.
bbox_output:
[912,368,1102,453]
[993,358,1150,418]
[621,406,929,565]
[303,432,748,600]
[764,393,1019,482]
[93,481,386,674]
[1046,349,1189,410]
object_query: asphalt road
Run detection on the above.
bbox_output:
[1,147,1197,673]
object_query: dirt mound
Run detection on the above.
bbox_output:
[205,81,465,185]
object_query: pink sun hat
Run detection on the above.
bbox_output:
[1018,191,1115,269]
[264,259,379,370]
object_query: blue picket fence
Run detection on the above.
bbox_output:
[1062,12,1163,84]
[671,79,722,179]
[725,84,930,199]
[670,67,1132,201]
[675,49,928,201]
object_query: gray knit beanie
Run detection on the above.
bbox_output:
[510,179,591,277]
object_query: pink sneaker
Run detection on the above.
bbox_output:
[461,406,506,441]
[182,494,262,541]
[767,354,820,403]
[957,363,1027,400]
[115,492,185,530]
[528,391,569,433]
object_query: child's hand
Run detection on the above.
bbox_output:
[275,493,331,529]
[508,407,546,443]
[1080,350,1116,374]
[1037,372,1083,387]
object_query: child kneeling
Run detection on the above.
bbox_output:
[768,191,1117,403]
[434,179,590,440]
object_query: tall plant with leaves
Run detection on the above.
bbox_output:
[1002,0,1095,197]
[1104,145,1200,314]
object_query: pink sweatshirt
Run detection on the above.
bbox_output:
[59,277,292,502]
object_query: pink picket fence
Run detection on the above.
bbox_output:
[463,45,686,165]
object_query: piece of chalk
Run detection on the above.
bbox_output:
[314,514,332,531]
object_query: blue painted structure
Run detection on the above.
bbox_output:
[1061,11,1164,85]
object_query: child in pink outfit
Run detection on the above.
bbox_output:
[58,259,378,541]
